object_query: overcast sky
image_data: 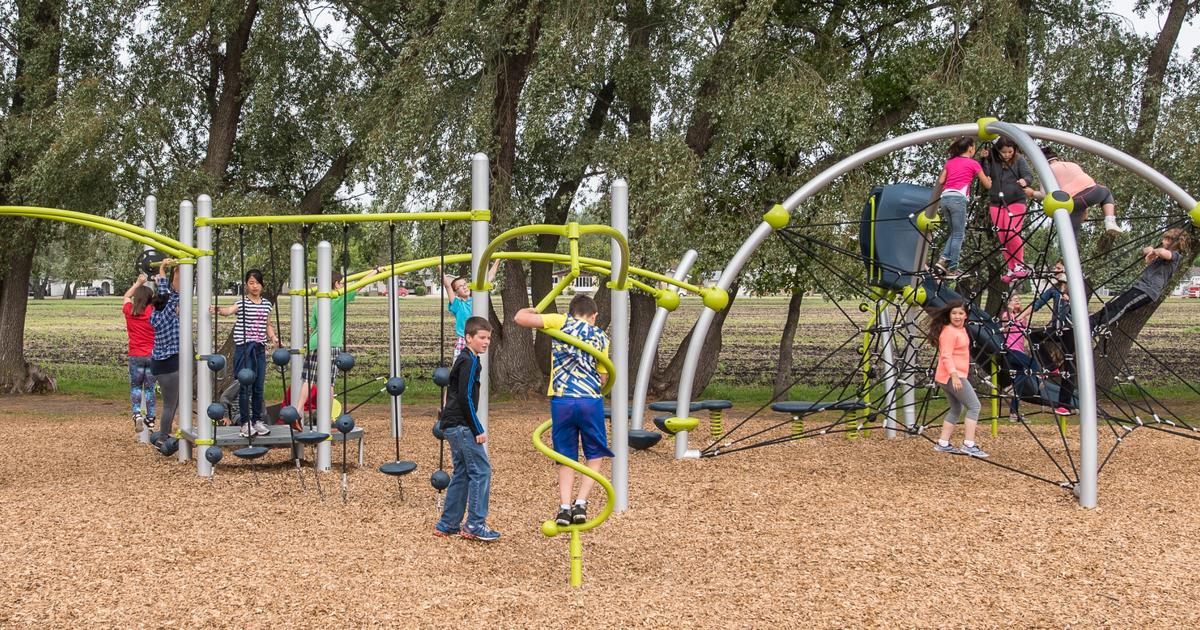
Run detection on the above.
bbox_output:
[1108,0,1200,56]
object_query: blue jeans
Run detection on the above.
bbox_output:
[234,342,266,424]
[436,425,492,532]
[938,194,968,269]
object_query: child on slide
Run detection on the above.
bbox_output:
[931,136,992,279]
[1090,227,1187,332]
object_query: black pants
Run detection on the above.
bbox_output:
[1090,289,1153,331]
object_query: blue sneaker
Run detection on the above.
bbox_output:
[461,525,501,542]
[933,442,961,455]
[960,444,989,458]
[433,525,459,538]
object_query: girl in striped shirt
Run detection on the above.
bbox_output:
[212,269,279,437]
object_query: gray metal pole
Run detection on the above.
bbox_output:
[176,200,195,463]
[985,120,1097,508]
[196,195,213,475]
[388,270,402,438]
[316,241,333,471]
[878,306,898,439]
[289,243,304,420]
[900,308,919,430]
[609,178,630,512]
[471,153,491,433]
[139,196,156,445]
[631,249,698,431]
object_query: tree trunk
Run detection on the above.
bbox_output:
[0,238,54,393]
[1127,0,1193,159]
[62,281,75,299]
[1091,0,1196,388]
[650,282,740,398]
[202,0,260,187]
[482,3,544,396]
[773,289,804,397]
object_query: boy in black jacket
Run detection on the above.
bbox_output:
[433,316,500,541]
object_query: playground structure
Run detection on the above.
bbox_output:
[663,119,1200,511]
[5,119,1200,589]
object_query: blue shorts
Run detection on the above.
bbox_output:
[550,397,613,462]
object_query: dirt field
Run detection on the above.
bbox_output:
[3,394,1199,628]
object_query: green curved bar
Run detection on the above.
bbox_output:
[0,208,193,257]
[471,223,630,294]
[532,418,615,587]
[195,210,477,227]
[337,250,685,299]
[0,206,202,257]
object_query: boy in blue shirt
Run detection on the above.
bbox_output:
[434,316,500,542]
[442,260,500,361]
[514,295,611,527]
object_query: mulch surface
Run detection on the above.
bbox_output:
[2,395,1198,628]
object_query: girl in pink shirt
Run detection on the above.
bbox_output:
[1001,295,1031,422]
[928,300,986,457]
[931,137,992,279]
[1037,147,1123,237]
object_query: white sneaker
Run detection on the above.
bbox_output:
[253,421,272,436]
[1104,216,1125,236]
[239,423,253,438]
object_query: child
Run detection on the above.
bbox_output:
[433,316,500,542]
[441,259,500,362]
[1000,294,1030,422]
[1031,260,1067,328]
[1037,147,1124,236]
[211,269,279,438]
[931,136,992,279]
[296,271,366,426]
[123,273,157,432]
[1090,227,1187,331]
[148,259,181,442]
[980,137,1035,282]
[514,295,612,527]
[928,300,987,457]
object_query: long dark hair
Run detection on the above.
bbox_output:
[927,299,968,344]
[947,136,975,157]
[130,284,154,317]
[992,136,1019,166]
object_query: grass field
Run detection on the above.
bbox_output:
[21,293,1200,406]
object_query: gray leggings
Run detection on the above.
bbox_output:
[939,378,981,425]
[156,370,179,436]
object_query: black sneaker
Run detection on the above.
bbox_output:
[571,502,587,524]
[144,416,156,430]
[555,508,571,527]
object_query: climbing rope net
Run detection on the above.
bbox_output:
[702,183,1198,494]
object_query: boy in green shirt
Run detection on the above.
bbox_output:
[295,271,369,424]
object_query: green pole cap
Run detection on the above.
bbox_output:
[1043,190,1073,217]
[1190,202,1200,228]
[916,211,941,234]
[763,204,790,230]
[700,287,730,311]
[655,290,680,312]
[977,117,1000,141]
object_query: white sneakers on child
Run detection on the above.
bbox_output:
[1104,216,1126,236]
[253,421,271,436]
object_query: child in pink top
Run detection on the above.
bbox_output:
[931,137,992,279]
[1037,147,1124,237]
[928,300,986,457]
[1001,294,1030,421]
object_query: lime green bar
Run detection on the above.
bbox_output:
[334,247,690,302]
[195,211,477,227]
[472,223,630,294]
[0,206,202,257]
[536,270,577,313]
[0,209,193,257]
[532,419,616,588]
